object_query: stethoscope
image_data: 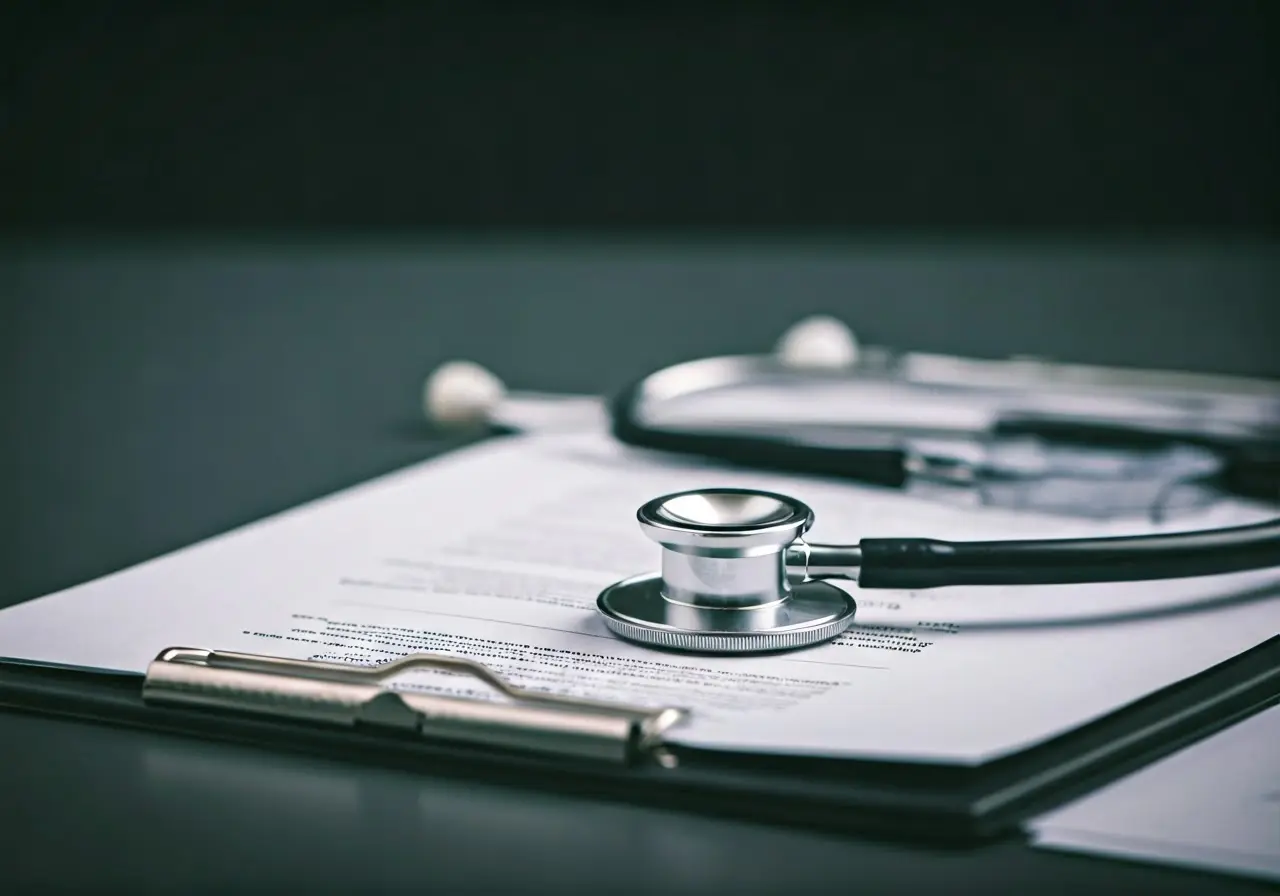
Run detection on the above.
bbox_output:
[592,486,1280,654]
[424,315,1280,655]
[606,321,1280,515]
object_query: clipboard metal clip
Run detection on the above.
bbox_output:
[143,647,688,766]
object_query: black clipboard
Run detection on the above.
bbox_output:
[1,636,1277,843]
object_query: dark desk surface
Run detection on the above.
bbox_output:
[5,708,1269,896]
[2,239,1278,894]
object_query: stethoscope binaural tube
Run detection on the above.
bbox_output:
[610,356,913,488]
[609,354,1280,505]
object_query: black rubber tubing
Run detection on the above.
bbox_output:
[610,375,909,488]
[611,375,1280,589]
[858,518,1280,589]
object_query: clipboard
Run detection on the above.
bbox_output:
[1,636,1277,843]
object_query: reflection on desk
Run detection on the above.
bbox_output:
[1032,703,1280,882]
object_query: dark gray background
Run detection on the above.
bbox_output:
[1,3,1276,233]
[2,238,1277,609]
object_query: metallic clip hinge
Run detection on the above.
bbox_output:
[143,647,687,766]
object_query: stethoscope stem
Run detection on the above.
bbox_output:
[785,541,863,583]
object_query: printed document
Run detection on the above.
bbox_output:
[0,432,1277,763]
[1032,703,1280,882]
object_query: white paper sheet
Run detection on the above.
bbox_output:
[0,432,1277,764]
[1031,703,1280,882]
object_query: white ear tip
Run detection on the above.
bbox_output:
[774,314,859,369]
[423,360,507,426]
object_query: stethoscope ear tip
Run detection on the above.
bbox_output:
[423,360,506,427]
[774,314,860,370]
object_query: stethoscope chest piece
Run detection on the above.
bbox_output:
[596,489,857,654]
